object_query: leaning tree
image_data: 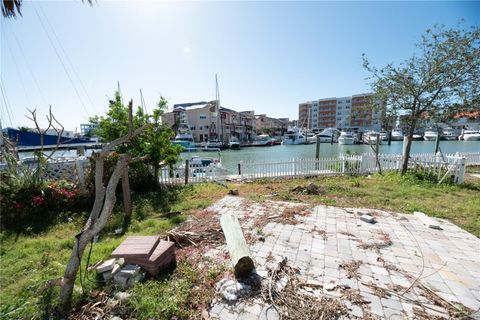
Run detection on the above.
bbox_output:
[363,24,480,174]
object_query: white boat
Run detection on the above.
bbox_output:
[178,156,226,177]
[380,131,388,141]
[282,127,307,145]
[441,127,459,141]
[172,131,197,151]
[460,129,480,141]
[338,131,356,145]
[391,128,404,141]
[363,131,382,145]
[305,131,317,144]
[412,131,423,141]
[424,128,439,141]
[228,137,241,150]
[252,134,274,146]
[202,140,222,151]
[317,128,340,143]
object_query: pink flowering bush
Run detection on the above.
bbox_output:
[0,174,89,233]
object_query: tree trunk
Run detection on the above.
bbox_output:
[58,156,129,317]
[400,117,417,175]
[122,167,132,220]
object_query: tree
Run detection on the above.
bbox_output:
[363,24,480,174]
[90,91,181,183]
[58,101,148,316]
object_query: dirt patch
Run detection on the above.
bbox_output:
[291,183,326,195]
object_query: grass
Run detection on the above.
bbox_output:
[1,173,478,319]
[0,183,226,319]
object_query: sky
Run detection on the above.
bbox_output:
[1,1,479,131]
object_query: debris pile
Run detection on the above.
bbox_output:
[262,258,349,320]
[291,183,325,195]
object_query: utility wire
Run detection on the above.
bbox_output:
[36,2,99,115]
[4,35,32,106]
[32,2,90,119]
[0,79,14,126]
[5,22,48,106]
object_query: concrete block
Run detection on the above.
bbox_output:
[118,264,141,277]
[96,258,116,273]
[360,215,376,224]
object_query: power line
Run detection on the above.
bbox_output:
[36,2,99,115]
[0,79,15,126]
[3,35,32,106]
[31,2,90,119]
[5,22,48,106]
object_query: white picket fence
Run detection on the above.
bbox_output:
[239,152,475,184]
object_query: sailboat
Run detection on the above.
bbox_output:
[203,75,224,151]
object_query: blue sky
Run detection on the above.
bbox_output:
[1,1,479,131]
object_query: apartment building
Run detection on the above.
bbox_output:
[298,93,383,131]
[161,101,256,143]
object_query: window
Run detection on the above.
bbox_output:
[199,114,207,120]
[206,125,209,129]
[346,100,350,103]
[190,126,196,130]
[199,126,203,130]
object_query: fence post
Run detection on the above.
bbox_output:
[456,157,466,184]
[238,163,242,175]
[184,160,189,185]
[75,160,88,190]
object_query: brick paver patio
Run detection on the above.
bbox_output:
[207,196,480,319]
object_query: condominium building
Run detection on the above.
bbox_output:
[298,93,383,131]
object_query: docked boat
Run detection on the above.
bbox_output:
[441,127,459,141]
[423,128,439,141]
[363,131,382,145]
[178,156,227,178]
[282,127,307,145]
[317,128,340,143]
[305,131,317,144]
[460,129,480,141]
[228,137,241,150]
[252,134,274,146]
[202,140,223,151]
[379,131,388,141]
[172,132,197,151]
[390,128,404,141]
[338,131,356,145]
[412,130,423,141]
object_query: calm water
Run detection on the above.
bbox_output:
[182,141,480,173]
[18,140,479,175]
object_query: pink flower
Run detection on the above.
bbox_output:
[32,195,45,206]
[14,203,23,210]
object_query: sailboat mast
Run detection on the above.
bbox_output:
[215,74,221,142]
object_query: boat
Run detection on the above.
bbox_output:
[252,134,274,146]
[412,130,423,141]
[363,131,382,145]
[338,131,356,145]
[390,128,404,141]
[379,130,388,141]
[317,128,340,143]
[202,140,223,151]
[172,131,197,152]
[460,129,480,141]
[441,127,459,141]
[282,127,307,145]
[424,128,439,141]
[305,131,317,144]
[228,137,241,150]
[178,156,226,178]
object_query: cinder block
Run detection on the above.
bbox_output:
[360,215,376,224]
[96,258,116,273]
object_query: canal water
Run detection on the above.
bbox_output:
[182,141,480,173]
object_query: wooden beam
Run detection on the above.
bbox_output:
[220,213,254,278]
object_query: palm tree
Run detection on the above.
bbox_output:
[2,0,22,18]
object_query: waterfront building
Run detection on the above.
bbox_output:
[80,123,98,136]
[298,93,383,132]
[255,114,289,136]
[162,101,256,144]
